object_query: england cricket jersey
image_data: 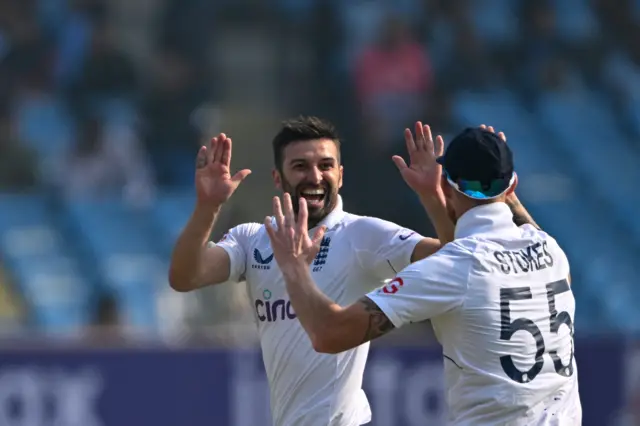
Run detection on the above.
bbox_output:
[368,203,581,426]
[215,196,423,426]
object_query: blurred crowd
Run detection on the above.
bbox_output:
[3,0,640,218]
[0,0,639,341]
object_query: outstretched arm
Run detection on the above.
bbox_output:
[263,194,397,353]
[393,122,455,262]
[265,194,468,354]
[169,134,251,291]
[278,261,395,354]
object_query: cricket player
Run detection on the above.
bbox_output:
[169,116,454,426]
[265,126,581,425]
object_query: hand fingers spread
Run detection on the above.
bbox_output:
[404,128,417,153]
[196,146,208,169]
[312,225,327,245]
[212,133,226,163]
[435,135,445,157]
[220,137,232,166]
[283,193,295,228]
[392,155,408,171]
[297,196,309,235]
[264,216,277,242]
[208,136,218,164]
[423,124,434,155]
[273,196,285,230]
[414,121,426,150]
[479,124,506,141]
[231,169,252,183]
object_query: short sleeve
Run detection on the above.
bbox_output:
[365,242,471,328]
[351,217,424,280]
[212,223,261,283]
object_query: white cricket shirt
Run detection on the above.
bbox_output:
[216,196,423,426]
[367,203,581,426]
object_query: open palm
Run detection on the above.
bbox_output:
[392,121,444,199]
[265,194,327,268]
[195,133,251,208]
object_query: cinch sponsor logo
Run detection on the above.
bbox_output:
[255,289,296,322]
[253,248,274,270]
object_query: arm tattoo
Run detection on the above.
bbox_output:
[506,196,541,230]
[358,296,395,344]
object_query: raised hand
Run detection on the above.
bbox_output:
[392,121,445,200]
[478,124,515,187]
[479,124,506,142]
[264,193,327,268]
[195,134,251,208]
[478,124,525,208]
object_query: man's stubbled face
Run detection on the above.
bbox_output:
[274,139,343,228]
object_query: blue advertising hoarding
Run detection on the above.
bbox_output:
[0,339,627,426]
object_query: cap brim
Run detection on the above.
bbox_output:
[448,172,517,200]
[459,188,507,200]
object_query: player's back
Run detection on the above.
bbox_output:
[433,223,581,425]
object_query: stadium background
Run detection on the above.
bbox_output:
[0,0,638,424]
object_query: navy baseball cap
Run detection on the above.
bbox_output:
[436,127,515,200]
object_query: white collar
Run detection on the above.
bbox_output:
[312,195,346,232]
[454,202,516,239]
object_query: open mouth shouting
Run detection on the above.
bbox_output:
[299,187,326,209]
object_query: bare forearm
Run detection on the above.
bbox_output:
[418,193,455,243]
[169,204,220,290]
[281,262,397,353]
[506,194,540,230]
[280,262,340,345]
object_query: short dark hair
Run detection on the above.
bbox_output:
[272,116,341,170]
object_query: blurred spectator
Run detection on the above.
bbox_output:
[158,0,216,62]
[66,14,138,116]
[4,8,77,179]
[354,16,432,154]
[56,113,154,203]
[593,0,635,46]
[142,43,212,187]
[0,264,24,330]
[441,22,498,91]
[518,0,561,97]
[539,56,584,95]
[94,294,120,328]
[604,41,640,140]
[0,106,38,190]
[53,0,106,90]
[423,88,456,135]
[83,294,128,344]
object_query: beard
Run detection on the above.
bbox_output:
[281,178,339,228]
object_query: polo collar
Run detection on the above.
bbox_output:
[454,202,516,239]
[312,195,346,232]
